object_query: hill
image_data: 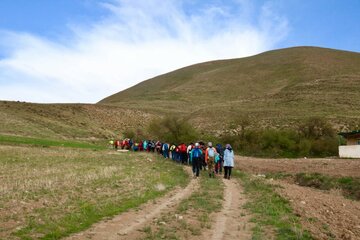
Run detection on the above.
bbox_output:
[99,46,360,132]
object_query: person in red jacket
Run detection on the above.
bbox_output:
[114,140,120,150]
[178,143,187,164]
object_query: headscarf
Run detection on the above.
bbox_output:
[226,144,232,151]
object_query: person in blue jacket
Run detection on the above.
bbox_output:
[192,143,203,178]
[223,144,234,179]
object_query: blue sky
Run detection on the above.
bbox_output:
[0,0,359,103]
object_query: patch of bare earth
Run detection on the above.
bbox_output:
[66,168,199,240]
[272,180,360,240]
[202,178,253,240]
[235,156,360,177]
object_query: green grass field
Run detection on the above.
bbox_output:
[0,135,105,150]
[0,145,188,240]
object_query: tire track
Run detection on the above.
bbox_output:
[203,178,253,240]
[66,167,199,240]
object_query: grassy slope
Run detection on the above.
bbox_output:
[0,101,154,140]
[99,47,360,131]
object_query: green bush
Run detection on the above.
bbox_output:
[221,117,339,158]
[148,116,199,143]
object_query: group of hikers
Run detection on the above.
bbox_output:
[109,139,235,179]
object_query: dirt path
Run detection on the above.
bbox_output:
[66,168,199,240]
[273,180,360,240]
[202,178,253,240]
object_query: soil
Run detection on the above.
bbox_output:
[201,178,253,240]
[235,156,360,177]
[272,180,360,240]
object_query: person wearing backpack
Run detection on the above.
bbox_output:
[178,143,187,164]
[143,140,148,152]
[205,142,217,178]
[216,143,224,173]
[170,144,176,160]
[223,144,234,179]
[192,143,202,177]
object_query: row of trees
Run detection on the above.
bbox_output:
[122,116,340,158]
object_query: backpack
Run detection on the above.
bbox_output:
[193,148,201,158]
[208,147,215,158]
[215,154,220,163]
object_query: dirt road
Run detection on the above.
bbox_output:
[202,178,253,240]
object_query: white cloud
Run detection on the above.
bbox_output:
[0,0,289,103]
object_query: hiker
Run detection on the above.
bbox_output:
[223,144,234,179]
[192,143,203,177]
[215,152,220,174]
[133,142,139,151]
[162,142,169,158]
[143,140,148,152]
[200,142,206,170]
[149,140,155,152]
[175,145,181,163]
[178,143,187,164]
[114,140,120,150]
[139,140,143,151]
[187,143,194,164]
[170,143,176,160]
[109,140,114,149]
[216,143,224,173]
[155,141,162,154]
[205,142,217,178]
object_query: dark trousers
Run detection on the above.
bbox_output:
[192,157,201,177]
[181,152,187,164]
[224,166,233,179]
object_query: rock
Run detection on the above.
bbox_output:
[159,221,166,225]
[117,231,127,236]
[300,201,306,205]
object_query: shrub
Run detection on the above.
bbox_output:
[148,116,199,143]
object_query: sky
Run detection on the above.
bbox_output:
[0,0,359,103]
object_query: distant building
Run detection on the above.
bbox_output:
[338,130,360,158]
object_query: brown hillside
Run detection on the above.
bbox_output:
[99,47,360,131]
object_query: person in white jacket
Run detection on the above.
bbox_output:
[223,144,234,179]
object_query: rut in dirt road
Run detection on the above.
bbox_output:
[204,178,253,240]
[66,168,199,240]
